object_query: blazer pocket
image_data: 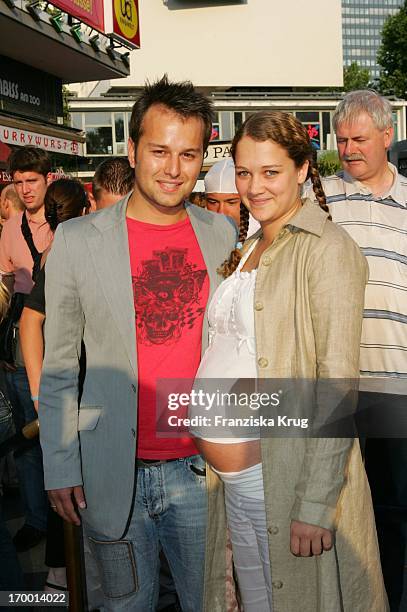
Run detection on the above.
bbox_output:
[78,407,102,431]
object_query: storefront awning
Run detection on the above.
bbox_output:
[1,4,130,82]
[0,114,85,157]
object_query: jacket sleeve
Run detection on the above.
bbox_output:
[290,228,368,530]
[39,224,84,490]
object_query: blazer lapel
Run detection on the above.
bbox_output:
[186,203,225,355]
[86,196,137,378]
[186,203,218,299]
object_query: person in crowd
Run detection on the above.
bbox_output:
[19,178,88,594]
[192,110,388,611]
[316,89,406,612]
[88,157,134,211]
[188,191,207,209]
[38,76,236,612]
[204,158,242,225]
[204,157,260,236]
[0,281,25,599]
[0,184,24,224]
[0,146,53,552]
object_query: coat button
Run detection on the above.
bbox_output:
[254,301,264,311]
[131,428,136,438]
[272,580,283,589]
[258,357,269,368]
[268,525,279,535]
[131,384,137,393]
[262,256,271,266]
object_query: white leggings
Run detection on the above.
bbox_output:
[215,464,273,612]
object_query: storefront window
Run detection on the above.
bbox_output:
[393,112,399,142]
[86,127,113,155]
[85,112,112,126]
[211,112,220,141]
[115,113,125,143]
[234,112,243,132]
[322,112,331,150]
[71,112,83,130]
[296,112,319,123]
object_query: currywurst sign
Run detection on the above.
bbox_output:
[0,125,83,156]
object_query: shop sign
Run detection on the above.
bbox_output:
[0,169,69,184]
[112,0,140,47]
[0,171,11,183]
[204,142,232,165]
[52,0,104,31]
[0,56,62,123]
[0,126,84,156]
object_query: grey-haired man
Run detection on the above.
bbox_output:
[317,90,406,611]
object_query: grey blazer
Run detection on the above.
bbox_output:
[39,195,236,539]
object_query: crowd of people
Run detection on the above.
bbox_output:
[0,77,405,612]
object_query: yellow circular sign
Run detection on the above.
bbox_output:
[114,0,138,40]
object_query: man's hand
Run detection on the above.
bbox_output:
[48,486,86,526]
[290,520,333,557]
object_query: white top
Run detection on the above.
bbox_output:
[191,241,259,442]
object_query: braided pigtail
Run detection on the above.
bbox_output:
[44,194,59,232]
[309,163,331,218]
[218,203,250,278]
[44,178,88,232]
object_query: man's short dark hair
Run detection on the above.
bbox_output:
[92,158,134,201]
[8,146,51,178]
[129,74,214,155]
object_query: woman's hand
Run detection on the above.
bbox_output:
[290,520,333,556]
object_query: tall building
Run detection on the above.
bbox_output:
[342,0,403,80]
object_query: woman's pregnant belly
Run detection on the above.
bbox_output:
[192,333,260,471]
[194,438,261,473]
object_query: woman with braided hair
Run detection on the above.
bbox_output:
[192,111,388,611]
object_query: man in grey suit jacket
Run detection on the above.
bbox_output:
[39,76,237,612]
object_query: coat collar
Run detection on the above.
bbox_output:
[244,198,329,251]
[89,192,131,233]
[286,198,329,237]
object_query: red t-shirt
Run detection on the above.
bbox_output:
[127,216,209,459]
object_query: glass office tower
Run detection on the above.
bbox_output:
[342,0,403,80]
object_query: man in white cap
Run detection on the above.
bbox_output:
[204,158,241,226]
[204,158,260,235]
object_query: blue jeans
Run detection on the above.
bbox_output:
[6,367,48,531]
[0,390,24,595]
[86,455,207,612]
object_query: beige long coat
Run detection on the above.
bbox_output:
[203,200,389,612]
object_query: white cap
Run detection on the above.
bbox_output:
[204,158,238,194]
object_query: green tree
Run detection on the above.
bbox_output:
[377,0,407,97]
[62,86,71,126]
[343,62,370,91]
[317,151,341,176]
